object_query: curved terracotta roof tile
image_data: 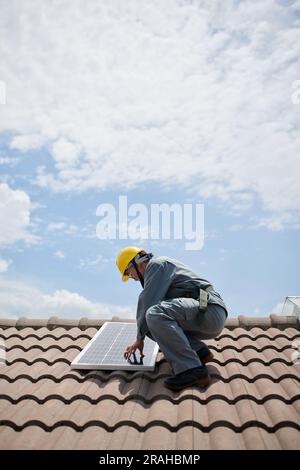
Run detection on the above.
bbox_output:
[0,315,299,449]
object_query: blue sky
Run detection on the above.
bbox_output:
[0,0,299,320]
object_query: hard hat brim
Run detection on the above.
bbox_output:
[122,273,130,282]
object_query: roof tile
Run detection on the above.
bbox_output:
[1,316,300,449]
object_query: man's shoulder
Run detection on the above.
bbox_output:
[148,256,178,268]
[150,255,173,263]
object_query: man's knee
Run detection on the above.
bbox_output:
[200,304,227,337]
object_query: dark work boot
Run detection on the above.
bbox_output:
[164,366,210,391]
[196,346,214,365]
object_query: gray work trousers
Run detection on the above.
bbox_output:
[145,298,227,375]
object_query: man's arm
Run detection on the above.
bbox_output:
[136,260,176,341]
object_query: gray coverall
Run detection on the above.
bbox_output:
[136,256,228,375]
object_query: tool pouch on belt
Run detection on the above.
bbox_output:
[198,285,214,326]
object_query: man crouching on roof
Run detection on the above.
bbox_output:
[116,246,228,391]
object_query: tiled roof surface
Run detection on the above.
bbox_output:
[0,315,300,450]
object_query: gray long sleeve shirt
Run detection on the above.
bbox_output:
[136,256,228,341]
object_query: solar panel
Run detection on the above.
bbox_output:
[71,322,159,371]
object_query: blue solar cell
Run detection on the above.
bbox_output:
[71,322,158,371]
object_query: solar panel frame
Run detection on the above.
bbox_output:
[71,322,159,371]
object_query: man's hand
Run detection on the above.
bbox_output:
[124,339,144,360]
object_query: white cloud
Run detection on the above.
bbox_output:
[79,255,103,269]
[0,183,39,247]
[47,222,79,235]
[255,212,300,231]
[0,258,12,273]
[0,156,19,166]
[64,225,79,235]
[52,138,82,168]
[10,134,46,152]
[0,1,300,227]
[0,79,6,105]
[54,250,65,259]
[0,278,135,319]
[79,254,113,269]
[47,222,68,232]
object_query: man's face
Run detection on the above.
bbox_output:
[125,264,139,281]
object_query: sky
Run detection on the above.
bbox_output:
[0,0,300,321]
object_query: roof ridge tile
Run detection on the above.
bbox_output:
[0,315,298,330]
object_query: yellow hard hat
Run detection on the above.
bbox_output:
[116,246,145,282]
